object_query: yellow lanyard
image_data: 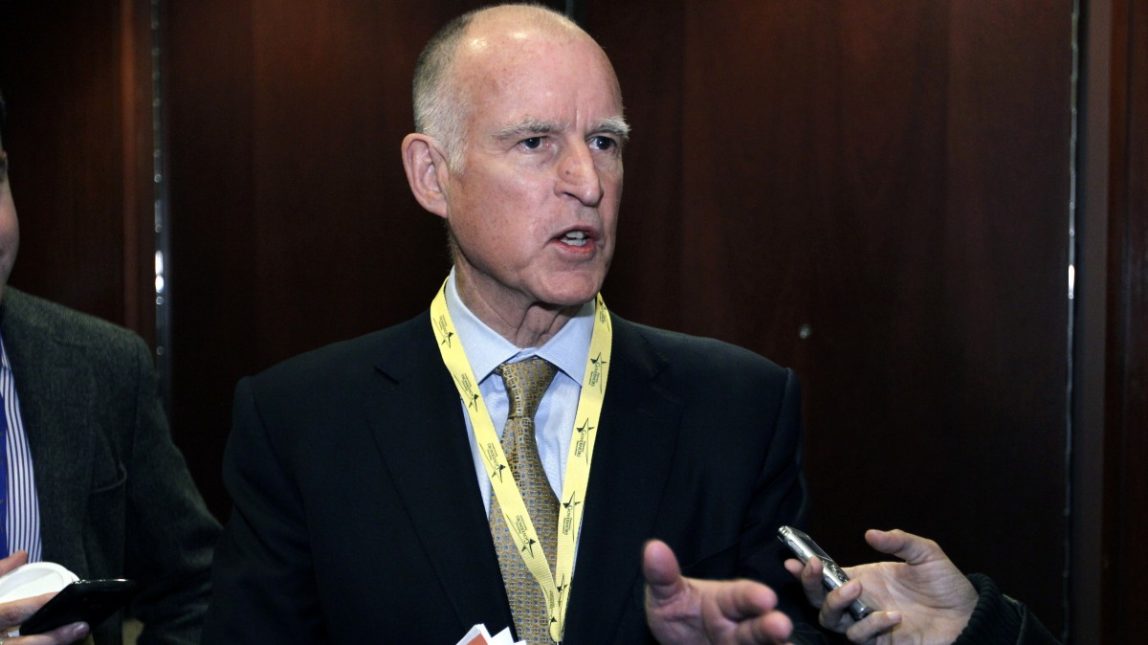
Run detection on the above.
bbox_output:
[430,282,612,643]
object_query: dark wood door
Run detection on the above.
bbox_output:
[587,2,1072,634]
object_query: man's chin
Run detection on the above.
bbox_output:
[539,282,605,310]
[544,266,609,300]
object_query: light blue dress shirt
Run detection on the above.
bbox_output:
[444,270,594,513]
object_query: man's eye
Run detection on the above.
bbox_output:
[520,137,543,150]
[589,136,616,152]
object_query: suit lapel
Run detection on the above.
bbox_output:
[365,315,513,634]
[564,317,682,643]
[362,314,683,641]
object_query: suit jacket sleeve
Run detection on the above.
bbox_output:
[738,368,823,642]
[121,333,221,645]
[202,377,327,642]
[953,574,1061,645]
[677,365,822,643]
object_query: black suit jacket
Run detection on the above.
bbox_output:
[204,311,815,643]
[0,288,220,644]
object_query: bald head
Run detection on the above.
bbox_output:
[412,4,620,168]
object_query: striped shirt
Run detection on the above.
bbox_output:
[0,335,42,561]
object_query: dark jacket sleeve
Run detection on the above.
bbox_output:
[953,574,1061,645]
[121,333,221,645]
[201,377,328,643]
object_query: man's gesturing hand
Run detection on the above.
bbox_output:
[643,539,792,644]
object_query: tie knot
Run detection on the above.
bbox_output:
[497,357,557,420]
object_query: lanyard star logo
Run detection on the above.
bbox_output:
[435,315,455,348]
[563,492,581,513]
[520,536,539,558]
[490,462,507,483]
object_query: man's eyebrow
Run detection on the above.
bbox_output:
[593,117,631,142]
[492,119,559,142]
[491,116,631,143]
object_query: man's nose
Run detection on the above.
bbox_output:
[556,144,604,206]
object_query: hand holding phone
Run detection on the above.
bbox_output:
[16,578,137,636]
[777,525,874,621]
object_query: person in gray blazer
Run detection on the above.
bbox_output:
[0,96,220,644]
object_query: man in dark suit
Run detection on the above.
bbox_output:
[0,97,220,643]
[204,5,814,643]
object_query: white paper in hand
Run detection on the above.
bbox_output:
[455,623,524,645]
[0,562,79,603]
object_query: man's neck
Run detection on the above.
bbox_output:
[454,274,579,349]
[463,292,577,349]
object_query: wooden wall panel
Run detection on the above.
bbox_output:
[165,0,260,518]
[583,2,686,329]
[1103,0,1148,639]
[0,0,153,338]
[589,1,1073,634]
[165,0,492,518]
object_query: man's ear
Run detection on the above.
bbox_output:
[401,133,450,218]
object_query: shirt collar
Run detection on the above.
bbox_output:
[444,269,594,385]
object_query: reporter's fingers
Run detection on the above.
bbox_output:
[795,557,826,606]
[13,621,90,644]
[843,611,901,643]
[818,579,863,629]
[0,592,56,628]
[864,529,944,566]
[0,551,29,576]
[862,528,907,556]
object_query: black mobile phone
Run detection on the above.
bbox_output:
[777,526,874,621]
[18,578,138,635]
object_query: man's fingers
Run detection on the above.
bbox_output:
[737,607,793,643]
[714,579,779,621]
[865,528,946,566]
[693,578,789,643]
[642,539,685,603]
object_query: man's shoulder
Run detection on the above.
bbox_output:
[251,310,430,386]
[0,287,144,353]
[613,315,789,380]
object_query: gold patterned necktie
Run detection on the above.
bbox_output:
[490,357,559,645]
